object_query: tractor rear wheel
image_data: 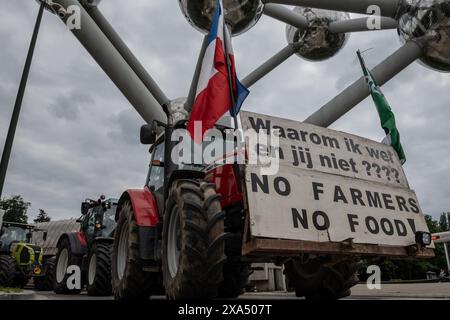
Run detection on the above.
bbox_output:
[284,257,360,300]
[112,200,160,300]
[218,204,251,298]
[53,238,82,294]
[0,255,16,287]
[34,257,55,291]
[163,179,226,300]
[87,242,113,296]
[13,271,30,288]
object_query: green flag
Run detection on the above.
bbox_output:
[357,50,406,164]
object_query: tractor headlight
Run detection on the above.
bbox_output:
[33,266,42,275]
[416,231,432,246]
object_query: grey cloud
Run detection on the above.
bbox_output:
[107,109,144,145]
[48,92,95,121]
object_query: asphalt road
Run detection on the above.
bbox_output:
[27,283,450,300]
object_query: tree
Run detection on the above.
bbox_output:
[0,195,30,224]
[359,214,448,280]
[439,212,449,231]
[33,209,51,223]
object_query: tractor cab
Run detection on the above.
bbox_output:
[0,222,34,253]
[110,117,247,299]
[80,197,119,243]
[141,118,241,214]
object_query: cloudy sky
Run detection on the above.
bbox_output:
[0,1,449,222]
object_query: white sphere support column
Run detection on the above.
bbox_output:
[304,38,427,127]
[265,0,403,18]
[186,35,209,113]
[242,43,301,88]
[329,17,398,33]
[264,4,309,30]
[50,0,166,124]
[86,6,170,107]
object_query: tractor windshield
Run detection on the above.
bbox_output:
[0,225,31,251]
[101,202,117,237]
[175,129,238,170]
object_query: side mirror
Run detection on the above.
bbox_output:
[81,202,91,215]
[140,124,156,145]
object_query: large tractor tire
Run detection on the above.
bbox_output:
[218,204,251,298]
[13,271,30,288]
[0,255,16,287]
[284,257,360,300]
[112,201,160,300]
[86,242,113,296]
[163,179,226,300]
[219,259,252,298]
[53,238,82,294]
[34,257,55,291]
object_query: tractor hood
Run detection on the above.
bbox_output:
[10,242,44,268]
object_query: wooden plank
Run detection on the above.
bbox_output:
[243,237,435,259]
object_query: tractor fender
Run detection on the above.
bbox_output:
[56,232,88,256]
[116,187,159,227]
[116,188,161,261]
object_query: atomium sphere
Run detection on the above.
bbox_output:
[398,0,450,72]
[286,7,350,62]
[178,0,264,36]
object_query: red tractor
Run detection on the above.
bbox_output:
[53,196,118,296]
[111,113,359,300]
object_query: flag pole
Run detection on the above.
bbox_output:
[0,1,45,198]
[223,22,239,130]
[356,49,368,79]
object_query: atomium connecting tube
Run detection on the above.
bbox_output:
[36,0,67,18]
[37,0,101,18]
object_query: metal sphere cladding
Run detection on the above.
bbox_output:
[286,7,350,62]
[169,97,189,122]
[178,0,264,36]
[398,0,450,72]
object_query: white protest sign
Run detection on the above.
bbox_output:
[240,111,409,188]
[240,111,430,247]
[246,166,429,246]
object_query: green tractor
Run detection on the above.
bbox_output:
[53,196,118,296]
[0,221,54,289]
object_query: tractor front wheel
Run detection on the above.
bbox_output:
[0,255,16,287]
[34,257,55,291]
[112,200,160,300]
[163,179,226,300]
[87,242,113,296]
[53,238,82,294]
